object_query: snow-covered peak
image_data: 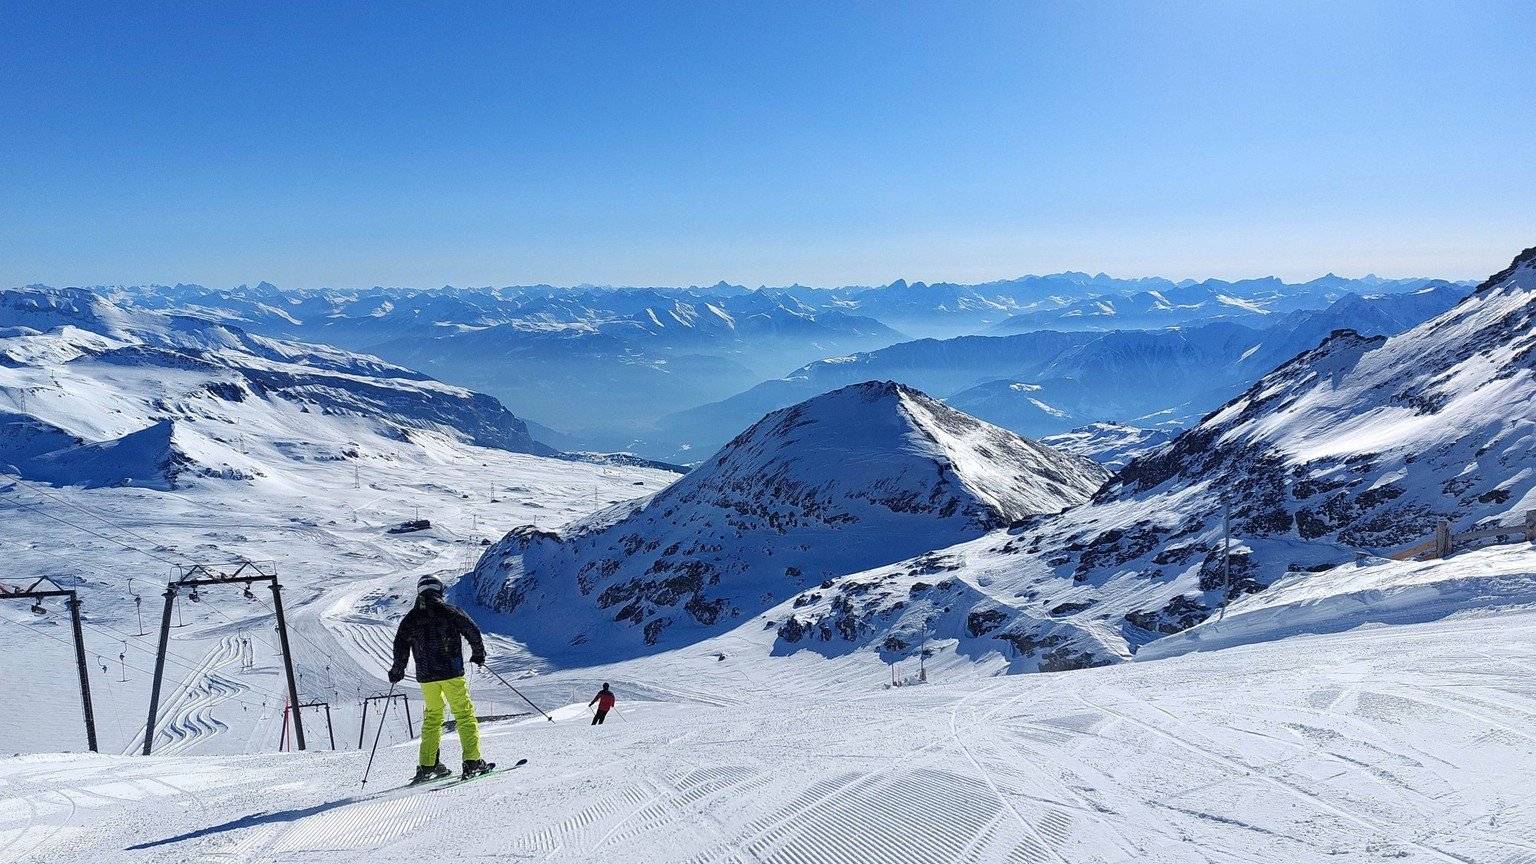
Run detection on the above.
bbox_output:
[1113,245,1536,506]
[766,244,1536,671]
[1473,243,1536,296]
[687,380,1109,525]
[470,381,1106,657]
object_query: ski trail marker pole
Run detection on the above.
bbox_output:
[483,665,555,721]
[360,682,395,788]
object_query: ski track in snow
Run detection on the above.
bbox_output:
[122,636,249,757]
[328,620,397,679]
[1072,690,1468,863]
[5,609,1536,863]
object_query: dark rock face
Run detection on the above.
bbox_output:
[966,608,1008,638]
[1124,595,1211,635]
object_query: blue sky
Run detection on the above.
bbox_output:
[2,1,1532,288]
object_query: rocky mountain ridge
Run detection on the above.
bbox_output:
[470,381,1107,657]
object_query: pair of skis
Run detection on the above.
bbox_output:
[403,757,526,792]
[349,758,524,811]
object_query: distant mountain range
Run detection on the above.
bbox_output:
[0,286,680,491]
[96,282,905,446]
[654,283,1472,460]
[777,272,1467,337]
[21,272,1472,459]
[986,274,1459,333]
[109,270,1459,341]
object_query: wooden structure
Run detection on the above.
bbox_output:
[1389,509,1536,561]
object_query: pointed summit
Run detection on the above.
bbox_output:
[471,380,1107,656]
[789,243,1536,671]
[701,380,1108,523]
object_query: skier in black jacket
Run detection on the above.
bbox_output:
[389,575,494,782]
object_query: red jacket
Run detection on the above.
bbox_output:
[591,690,616,710]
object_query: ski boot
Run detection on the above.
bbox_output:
[410,762,453,785]
[461,758,495,780]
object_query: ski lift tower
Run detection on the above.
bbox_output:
[143,561,306,754]
[0,577,98,752]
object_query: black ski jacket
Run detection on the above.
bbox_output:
[389,594,486,684]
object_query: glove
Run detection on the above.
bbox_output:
[470,653,486,666]
[388,667,404,684]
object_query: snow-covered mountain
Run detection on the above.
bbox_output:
[657,285,1471,457]
[987,275,1460,333]
[1,287,555,489]
[0,284,683,764]
[99,276,1467,454]
[103,282,906,446]
[1139,542,1536,661]
[6,269,1535,863]
[1038,423,1174,470]
[764,246,1536,671]
[777,272,1463,338]
[470,381,1107,657]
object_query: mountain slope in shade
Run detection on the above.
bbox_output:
[21,419,197,490]
[470,381,1108,656]
[765,246,1536,671]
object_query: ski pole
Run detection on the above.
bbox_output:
[482,665,555,722]
[360,683,395,788]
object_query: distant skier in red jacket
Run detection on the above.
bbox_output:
[588,683,616,725]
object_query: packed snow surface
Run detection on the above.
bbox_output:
[4,607,1534,863]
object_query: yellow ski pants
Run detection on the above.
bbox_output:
[418,676,481,766]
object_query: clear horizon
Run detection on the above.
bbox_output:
[17,266,1493,295]
[3,1,1532,288]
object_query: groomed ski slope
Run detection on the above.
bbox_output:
[4,607,1534,863]
[0,441,678,759]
